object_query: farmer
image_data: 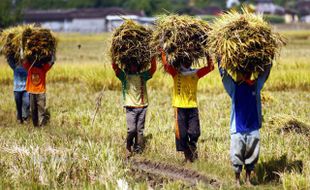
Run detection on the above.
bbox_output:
[218,61,272,186]
[112,58,156,158]
[23,56,55,127]
[7,55,30,124]
[161,50,214,162]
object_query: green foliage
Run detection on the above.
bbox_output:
[200,15,216,22]
[264,15,286,24]
[0,0,21,28]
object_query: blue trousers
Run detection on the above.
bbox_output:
[14,91,30,121]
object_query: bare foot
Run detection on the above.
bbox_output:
[246,180,253,187]
[125,147,132,159]
[246,170,253,187]
[236,180,241,188]
[235,172,241,188]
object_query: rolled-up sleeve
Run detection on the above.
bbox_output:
[257,64,272,91]
[218,61,235,98]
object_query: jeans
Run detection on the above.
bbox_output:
[14,91,30,122]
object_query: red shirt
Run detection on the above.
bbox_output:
[23,62,52,94]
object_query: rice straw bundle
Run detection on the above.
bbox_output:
[151,14,211,68]
[110,20,152,72]
[0,25,26,64]
[209,8,286,81]
[22,27,57,64]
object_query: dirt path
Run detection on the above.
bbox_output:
[129,158,221,188]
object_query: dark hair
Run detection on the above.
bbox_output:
[172,56,193,68]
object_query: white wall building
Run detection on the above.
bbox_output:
[255,0,285,15]
[23,7,150,33]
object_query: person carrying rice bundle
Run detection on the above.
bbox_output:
[21,26,57,127]
[111,20,156,158]
[0,26,30,124]
[153,15,214,162]
[209,8,285,186]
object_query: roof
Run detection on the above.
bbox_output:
[23,9,74,22]
[23,7,145,22]
[70,7,144,19]
[297,1,310,15]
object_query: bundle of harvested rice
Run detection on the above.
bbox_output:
[0,25,26,64]
[209,8,286,81]
[151,14,211,68]
[269,115,310,136]
[110,20,152,72]
[22,27,57,64]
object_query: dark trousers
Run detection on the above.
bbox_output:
[175,108,201,151]
[30,93,48,127]
[125,107,147,149]
[14,91,30,122]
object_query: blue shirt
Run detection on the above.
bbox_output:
[8,57,28,92]
[219,64,271,134]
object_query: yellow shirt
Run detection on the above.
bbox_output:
[172,71,199,108]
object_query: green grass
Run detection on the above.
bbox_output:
[0,30,309,189]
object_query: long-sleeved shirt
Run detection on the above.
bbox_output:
[23,61,54,94]
[219,64,271,134]
[7,57,28,92]
[161,52,214,108]
[113,58,156,107]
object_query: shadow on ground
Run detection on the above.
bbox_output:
[255,154,303,184]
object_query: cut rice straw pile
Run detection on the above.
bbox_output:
[151,14,211,68]
[209,8,286,81]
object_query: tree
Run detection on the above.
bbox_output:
[0,0,21,28]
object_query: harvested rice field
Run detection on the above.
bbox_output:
[0,30,309,189]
